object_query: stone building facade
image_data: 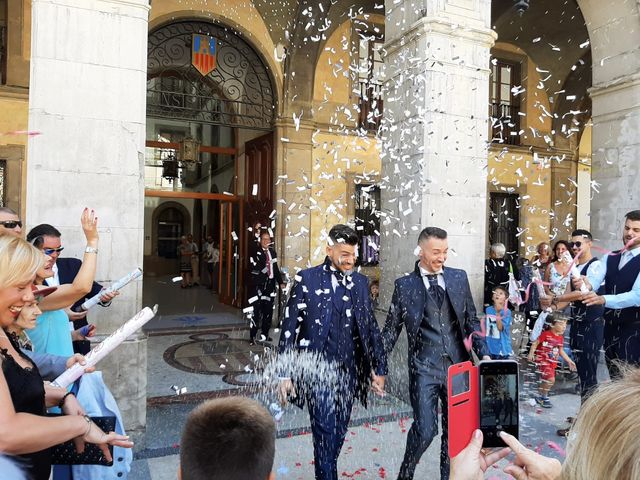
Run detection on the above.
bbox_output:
[0,0,638,433]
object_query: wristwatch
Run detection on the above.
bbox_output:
[85,246,98,254]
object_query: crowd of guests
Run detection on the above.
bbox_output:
[177,233,220,291]
[485,211,640,441]
[0,207,132,480]
[2,200,639,480]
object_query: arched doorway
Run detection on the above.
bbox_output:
[143,19,277,310]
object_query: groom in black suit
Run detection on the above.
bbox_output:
[248,230,285,344]
[382,226,489,479]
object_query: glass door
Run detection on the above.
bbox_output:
[218,200,241,306]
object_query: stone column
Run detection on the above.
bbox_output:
[589,77,640,250]
[380,0,495,398]
[274,118,315,277]
[26,0,150,439]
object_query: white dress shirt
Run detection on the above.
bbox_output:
[418,265,446,291]
[45,263,60,287]
[589,247,640,309]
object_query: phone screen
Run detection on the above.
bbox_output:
[479,360,519,447]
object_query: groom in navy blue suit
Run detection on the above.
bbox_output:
[382,227,489,480]
[277,224,387,480]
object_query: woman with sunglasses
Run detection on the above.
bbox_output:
[0,234,132,480]
[25,209,99,358]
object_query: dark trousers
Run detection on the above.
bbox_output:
[250,287,276,341]
[307,372,356,480]
[604,320,640,380]
[398,373,449,480]
[569,315,604,400]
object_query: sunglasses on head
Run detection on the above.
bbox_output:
[0,220,22,229]
[43,247,64,255]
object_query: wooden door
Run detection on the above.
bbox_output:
[243,133,274,304]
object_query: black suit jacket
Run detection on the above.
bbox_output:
[248,246,283,295]
[382,261,488,375]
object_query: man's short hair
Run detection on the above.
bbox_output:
[328,224,359,246]
[26,224,61,243]
[0,207,18,216]
[625,210,640,222]
[180,397,275,480]
[418,227,447,244]
[571,229,592,240]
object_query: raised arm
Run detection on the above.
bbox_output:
[39,209,99,311]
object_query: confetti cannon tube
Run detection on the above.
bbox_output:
[81,267,143,311]
[52,305,158,388]
[531,268,548,298]
[563,251,590,293]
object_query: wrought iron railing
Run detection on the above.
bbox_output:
[489,103,521,145]
[358,80,383,132]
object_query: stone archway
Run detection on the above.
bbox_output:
[575,0,640,249]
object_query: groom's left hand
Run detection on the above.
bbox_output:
[370,372,385,396]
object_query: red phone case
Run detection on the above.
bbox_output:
[447,361,479,458]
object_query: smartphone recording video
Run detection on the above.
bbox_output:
[479,360,519,447]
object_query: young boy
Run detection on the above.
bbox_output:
[528,315,576,408]
[485,286,513,359]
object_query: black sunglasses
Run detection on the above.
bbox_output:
[43,247,64,255]
[569,241,583,249]
[0,220,22,229]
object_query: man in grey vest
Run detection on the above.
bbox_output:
[382,227,489,480]
[581,210,640,378]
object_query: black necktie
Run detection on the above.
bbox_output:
[426,274,444,308]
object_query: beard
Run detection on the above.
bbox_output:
[333,257,354,276]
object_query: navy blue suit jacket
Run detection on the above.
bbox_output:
[382,262,488,369]
[278,258,387,407]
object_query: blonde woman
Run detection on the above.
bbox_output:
[0,235,132,480]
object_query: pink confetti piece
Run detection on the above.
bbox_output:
[1,130,42,137]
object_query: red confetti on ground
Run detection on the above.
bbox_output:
[372,447,379,452]
[341,468,367,477]
[378,467,386,478]
[295,462,302,467]
[546,441,566,457]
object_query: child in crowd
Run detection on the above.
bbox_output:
[528,314,576,408]
[484,286,514,359]
[369,280,380,309]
